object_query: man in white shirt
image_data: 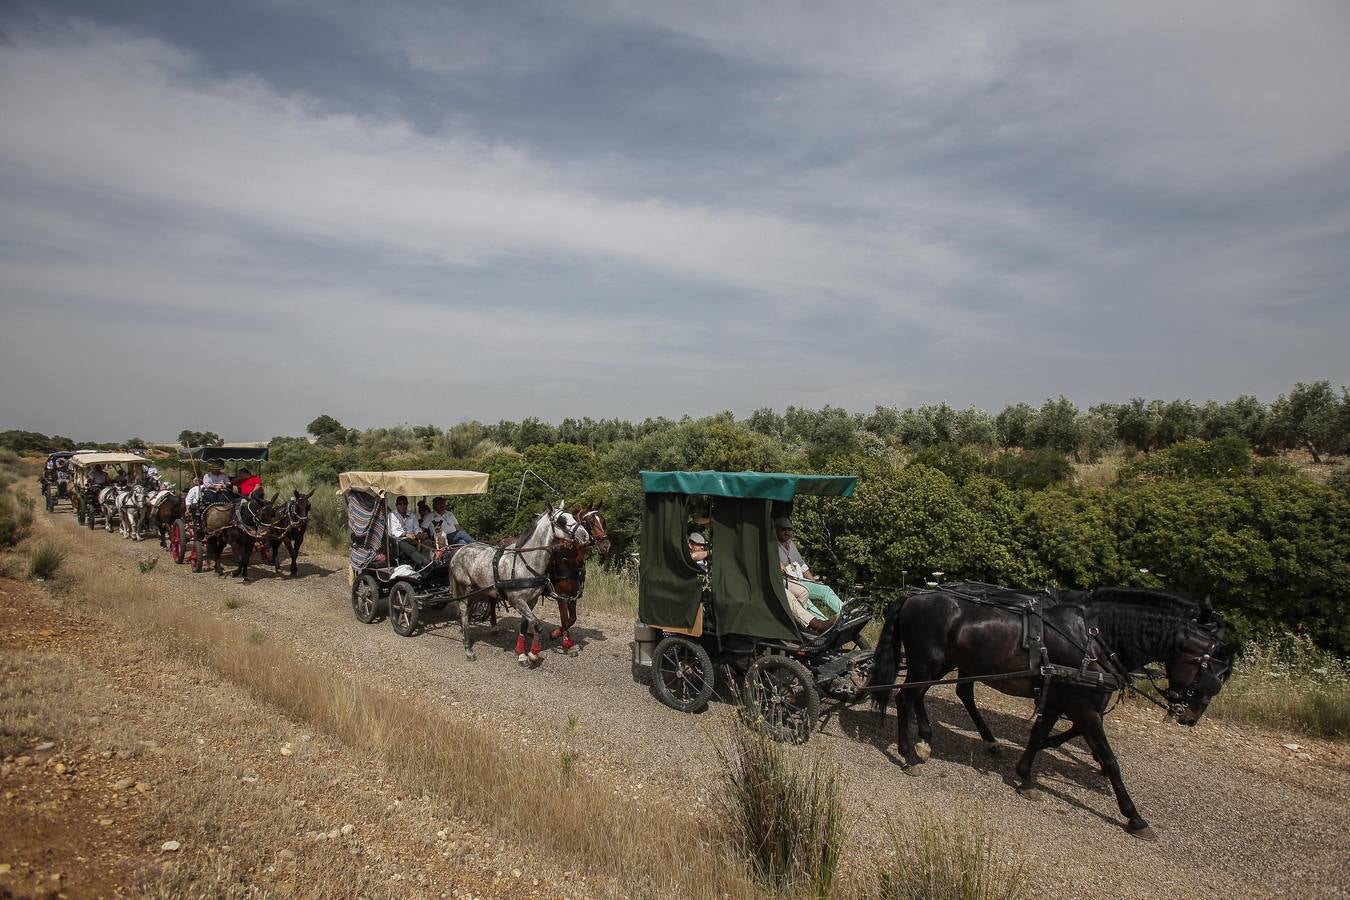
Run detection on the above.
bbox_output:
[388,495,430,566]
[201,462,233,504]
[421,496,474,548]
[89,465,110,488]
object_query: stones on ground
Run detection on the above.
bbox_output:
[34,741,55,752]
[113,777,135,791]
[1283,742,1301,750]
[279,742,294,756]
[15,756,32,767]
[278,849,296,861]
[341,823,354,836]
[53,763,67,775]
[160,840,181,852]
[327,828,341,840]
[135,781,149,792]
[99,818,114,826]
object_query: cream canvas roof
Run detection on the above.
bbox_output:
[338,470,489,497]
[70,452,150,467]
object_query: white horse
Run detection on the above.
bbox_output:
[447,505,591,666]
[97,486,121,532]
[116,483,148,540]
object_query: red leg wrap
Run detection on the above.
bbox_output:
[515,635,527,655]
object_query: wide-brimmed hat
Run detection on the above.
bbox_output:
[688,531,708,546]
[207,460,224,471]
[773,516,793,530]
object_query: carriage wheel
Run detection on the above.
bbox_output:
[170,520,186,564]
[351,574,386,624]
[45,489,55,513]
[822,633,875,704]
[744,655,820,744]
[190,540,203,573]
[75,498,84,525]
[651,635,715,714]
[388,582,420,637]
[87,505,97,529]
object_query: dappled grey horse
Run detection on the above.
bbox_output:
[447,505,591,666]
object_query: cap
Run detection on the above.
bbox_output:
[774,516,793,529]
[688,532,707,546]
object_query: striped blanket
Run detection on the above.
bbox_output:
[346,489,386,571]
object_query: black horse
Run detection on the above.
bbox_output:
[868,584,1237,837]
[268,489,314,576]
[204,492,279,582]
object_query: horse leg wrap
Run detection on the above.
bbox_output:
[529,642,542,662]
[561,635,575,652]
[515,635,527,656]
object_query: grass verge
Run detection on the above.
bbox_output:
[877,806,1026,900]
[1209,632,1350,740]
[27,541,67,580]
[38,525,760,899]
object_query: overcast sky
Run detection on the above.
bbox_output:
[2,1,1347,442]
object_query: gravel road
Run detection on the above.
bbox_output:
[57,515,1350,898]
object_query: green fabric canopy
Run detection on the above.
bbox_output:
[638,493,704,629]
[639,470,856,502]
[708,497,801,642]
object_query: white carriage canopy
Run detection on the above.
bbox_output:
[69,452,150,468]
[337,470,490,497]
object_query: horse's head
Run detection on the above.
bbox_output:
[290,488,315,522]
[1162,617,1238,726]
[575,503,611,554]
[548,504,592,546]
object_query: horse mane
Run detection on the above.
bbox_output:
[513,509,549,549]
[1087,588,1203,667]
[1087,587,1199,615]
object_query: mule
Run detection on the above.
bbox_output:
[202,493,279,582]
[145,489,183,549]
[868,585,1237,837]
[545,503,610,654]
[268,489,314,576]
[448,505,591,665]
[116,483,149,540]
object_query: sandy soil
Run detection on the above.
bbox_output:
[11,505,1350,898]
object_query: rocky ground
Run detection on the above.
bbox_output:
[5,503,1350,898]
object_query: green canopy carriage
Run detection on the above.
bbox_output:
[170,445,272,570]
[634,470,874,742]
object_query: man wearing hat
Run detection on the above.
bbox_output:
[775,516,842,632]
[201,461,233,504]
[387,495,430,567]
[687,531,710,572]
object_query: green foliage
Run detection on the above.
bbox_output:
[994,403,1036,449]
[1118,436,1252,481]
[306,414,348,447]
[986,449,1072,490]
[177,429,222,448]
[1210,631,1350,739]
[0,430,76,454]
[1268,380,1349,462]
[908,445,986,486]
[1027,396,1080,455]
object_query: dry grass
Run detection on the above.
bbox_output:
[877,805,1027,900]
[39,526,762,899]
[1072,451,1127,490]
[582,564,639,618]
[27,541,67,580]
[714,718,846,897]
[1209,633,1350,740]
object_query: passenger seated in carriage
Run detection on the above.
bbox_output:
[89,464,111,488]
[201,461,233,504]
[776,517,840,634]
[387,495,431,567]
[421,496,474,549]
[687,531,710,572]
[184,477,202,514]
[233,468,261,498]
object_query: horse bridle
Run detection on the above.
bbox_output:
[1159,626,1230,716]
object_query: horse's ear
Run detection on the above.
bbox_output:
[293,489,300,499]
[1198,594,1214,624]
[304,489,315,500]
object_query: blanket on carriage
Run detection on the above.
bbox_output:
[347,489,385,571]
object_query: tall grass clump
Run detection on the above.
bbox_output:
[1209,632,1350,739]
[0,491,34,548]
[878,809,1026,900]
[715,717,846,897]
[270,470,347,547]
[28,541,67,580]
[583,563,638,617]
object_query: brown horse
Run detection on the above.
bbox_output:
[546,503,610,653]
[203,493,279,581]
[145,489,184,549]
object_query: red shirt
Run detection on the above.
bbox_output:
[235,475,261,496]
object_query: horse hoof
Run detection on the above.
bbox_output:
[1017,785,1043,801]
[1128,824,1157,842]
[987,743,1002,756]
[900,763,924,777]
[914,741,932,762]
[464,652,477,662]
[517,654,530,667]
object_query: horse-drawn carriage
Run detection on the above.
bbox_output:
[69,452,154,534]
[40,451,77,512]
[169,445,274,573]
[343,469,493,635]
[632,470,875,742]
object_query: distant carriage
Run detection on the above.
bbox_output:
[40,451,77,512]
[169,445,272,573]
[68,452,153,535]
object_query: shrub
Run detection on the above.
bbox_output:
[878,810,1027,900]
[28,542,67,580]
[986,449,1072,490]
[715,719,845,897]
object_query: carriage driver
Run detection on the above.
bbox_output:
[88,464,111,488]
[421,496,474,548]
[201,461,233,504]
[388,495,431,567]
[776,516,840,634]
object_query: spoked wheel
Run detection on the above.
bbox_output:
[190,539,203,573]
[170,520,186,564]
[45,489,55,513]
[822,633,875,704]
[744,654,820,744]
[76,499,85,525]
[651,635,715,713]
[351,573,385,624]
[388,582,420,637]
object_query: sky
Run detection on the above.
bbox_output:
[1,0,1348,442]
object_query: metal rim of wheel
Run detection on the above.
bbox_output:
[389,582,419,637]
[652,635,715,714]
[190,540,203,573]
[744,654,820,744]
[170,520,185,563]
[351,574,384,624]
[823,633,875,703]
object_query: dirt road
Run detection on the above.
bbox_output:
[38,510,1350,898]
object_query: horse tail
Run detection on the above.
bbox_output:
[869,595,908,717]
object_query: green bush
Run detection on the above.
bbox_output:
[986,448,1072,490]
[1118,436,1251,481]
